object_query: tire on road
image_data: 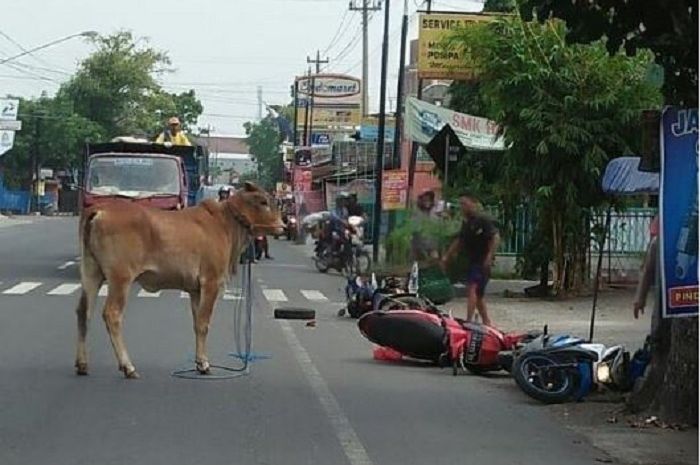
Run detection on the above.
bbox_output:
[274,307,316,320]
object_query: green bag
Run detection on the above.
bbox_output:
[418,265,454,304]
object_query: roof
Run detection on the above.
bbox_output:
[601,156,659,195]
[194,135,249,154]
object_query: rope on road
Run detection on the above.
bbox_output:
[171,243,256,380]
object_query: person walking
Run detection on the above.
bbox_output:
[441,191,500,326]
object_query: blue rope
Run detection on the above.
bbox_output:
[172,245,255,380]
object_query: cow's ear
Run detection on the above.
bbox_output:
[244,181,257,192]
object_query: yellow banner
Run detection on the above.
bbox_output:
[417,13,495,80]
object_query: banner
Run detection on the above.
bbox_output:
[296,107,361,127]
[660,107,698,318]
[382,170,408,210]
[417,13,495,80]
[404,97,504,151]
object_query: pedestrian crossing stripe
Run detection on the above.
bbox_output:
[47,283,81,296]
[262,289,288,302]
[0,282,332,304]
[301,290,329,301]
[2,282,42,295]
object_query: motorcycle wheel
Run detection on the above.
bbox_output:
[513,354,579,404]
[314,254,330,273]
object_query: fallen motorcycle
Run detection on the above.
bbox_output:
[503,328,644,404]
[358,307,539,375]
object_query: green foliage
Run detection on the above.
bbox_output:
[243,118,281,190]
[519,0,697,106]
[1,32,203,187]
[385,214,461,265]
[447,16,662,293]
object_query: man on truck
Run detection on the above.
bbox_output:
[156,116,191,146]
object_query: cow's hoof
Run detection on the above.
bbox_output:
[196,361,211,375]
[75,362,89,376]
[121,366,140,379]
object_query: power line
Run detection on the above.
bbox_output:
[321,9,353,55]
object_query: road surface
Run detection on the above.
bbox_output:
[0,217,613,465]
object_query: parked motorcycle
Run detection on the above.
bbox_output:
[358,307,539,375]
[504,327,639,404]
[314,216,371,276]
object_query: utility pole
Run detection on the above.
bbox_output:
[257,86,263,121]
[302,68,312,147]
[372,0,391,263]
[350,0,381,117]
[306,50,329,74]
[392,0,409,170]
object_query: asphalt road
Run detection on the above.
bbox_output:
[0,217,614,465]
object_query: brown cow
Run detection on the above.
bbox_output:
[75,182,283,378]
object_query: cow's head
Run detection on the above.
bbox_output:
[229,182,284,235]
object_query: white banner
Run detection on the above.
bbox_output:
[0,130,16,156]
[404,97,505,151]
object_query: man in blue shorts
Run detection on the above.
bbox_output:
[441,191,499,326]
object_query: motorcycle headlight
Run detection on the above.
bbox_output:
[596,363,611,383]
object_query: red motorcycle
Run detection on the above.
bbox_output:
[358,308,539,375]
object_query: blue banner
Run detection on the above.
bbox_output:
[660,107,698,318]
[360,125,395,141]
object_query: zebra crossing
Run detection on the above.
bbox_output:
[0,281,339,305]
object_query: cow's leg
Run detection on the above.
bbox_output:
[75,258,103,375]
[194,281,220,374]
[102,277,138,379]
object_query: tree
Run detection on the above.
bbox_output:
[519,0,698,106]
[448,16,661,294]
[60,31,202,139]
[243,118,281,190]
[519,0,698,426]
[1,94,103,189]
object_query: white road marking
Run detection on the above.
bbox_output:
[278,320,373,465]
[57,261,76,270]
[98,285,108,297]
[180,291,190,299]
[137,289,161,298]
[3,282,42,295]
[301,289,329,301]
[47,283,81,295]
[262,289,288,302]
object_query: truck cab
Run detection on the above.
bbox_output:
[81,140,206,212]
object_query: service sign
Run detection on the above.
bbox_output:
[417,13,495,80]
[660,107,698,318]
[0,130,16,156]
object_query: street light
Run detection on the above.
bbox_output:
[0,31,98,65]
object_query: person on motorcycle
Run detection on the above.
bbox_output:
[155,116,191,146]
[218,186,231,202]
[324,193,351,255]
[346,193,366,219]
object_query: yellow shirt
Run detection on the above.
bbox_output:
[156,131,191,146]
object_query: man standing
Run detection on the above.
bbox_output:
[441,191,499,326]
[156,116,191,146]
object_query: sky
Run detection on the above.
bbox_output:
[1,0,484,136]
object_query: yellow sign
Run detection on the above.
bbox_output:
[297,107,361,127]
[417,13,495,80]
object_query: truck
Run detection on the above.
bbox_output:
[80,139,207,212]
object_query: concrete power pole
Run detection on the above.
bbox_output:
[257,86,263,121]
[350,0,381,117]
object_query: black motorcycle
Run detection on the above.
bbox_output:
[314,217,370,276]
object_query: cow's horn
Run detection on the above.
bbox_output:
[244,181,257,192]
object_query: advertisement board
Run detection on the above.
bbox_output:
[660,107,698,318]
[296,74,361,106]
[404,97,504,151]
[417,13,495,80]
[296,107,361,127]
[382,170,408,210]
